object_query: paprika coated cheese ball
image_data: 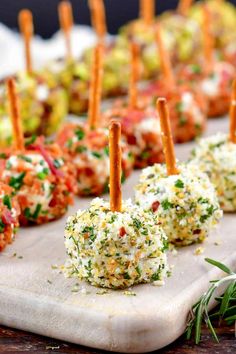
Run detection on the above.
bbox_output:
[0,137,77,226]
[0,182,20,252]
[190,133,236,212]
[56,122,134,196]
[64,198,168,289]
[135,163,223,246]
[103,103,164,168]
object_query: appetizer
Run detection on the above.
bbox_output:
[0,78,76,226]
[142,25,206,143]
[190,80,236,212]
[103,42,163,169]
[135,98,222,246]
[64,121,168,289]
[57,44,134,196]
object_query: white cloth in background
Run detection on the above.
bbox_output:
[0,23,97,78]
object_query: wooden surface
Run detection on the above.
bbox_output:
[0,322,235,353]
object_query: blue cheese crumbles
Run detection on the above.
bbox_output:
[135,163,222,246]
[190,133,236,212]
[64,198,168,289]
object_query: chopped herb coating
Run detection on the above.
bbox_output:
[64,198,168,289]
[135,163,222,246]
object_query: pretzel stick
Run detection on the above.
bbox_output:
[177,0,193,16]
[109,121,122,212]
[58,1,74,60]
[140,0,155,25]
[18,9,33,75]
[230,79,236,144]
[128,42,139,109]
[88,0,107,42]
[88,44,104,130]
[155,25,175,89]
[157,98,179,175]
[6,78,24,151]
[202,5,214,74]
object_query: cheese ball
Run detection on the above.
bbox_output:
[0,138,77,225]
[0,182,20,251]
[103,103,164,168]
[57,122,134,196]
[190,0,236,53]
[135,164,222,246]
[200,62,235,118]
[42,40,129,115]
[141,83,207,143]
[0,72,68,146]
[190,133,236,212]
[64,198,168,289]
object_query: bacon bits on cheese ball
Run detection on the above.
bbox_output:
[64,198,168,289]
[135,164,222,246]
[0,182,20,251]
[0,138,77,226]
[57,122,134,196]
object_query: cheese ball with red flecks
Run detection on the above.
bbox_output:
[56,122,134,196]
[0,137,77,226]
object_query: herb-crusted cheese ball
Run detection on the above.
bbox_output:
[135,164,222,246]
[0,182,20,251]
[57,122,134,196]
[190,133,236,212]
[0,138,77,225]
[64,198,168,289]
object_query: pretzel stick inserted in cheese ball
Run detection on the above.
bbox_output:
[88,0,107,42]
[6,78,25,151]
[157,98,179,176]
[128,42,140,110]
[18,9,33,75]
[88,44,104,130]
[177,0,194,16]
[109,121,122,212]
[58,0,74,60]
[140,0,155,26]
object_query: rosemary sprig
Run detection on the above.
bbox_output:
[186,257,236,344]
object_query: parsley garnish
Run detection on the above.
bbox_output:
[0,218,5,232]
[175,179,184,189]
[92,151,102,159]
[3,195,11,210]
[161,199,172,210]
[25,135,36,147]
[9,172,26,190]
[75,129,85,141]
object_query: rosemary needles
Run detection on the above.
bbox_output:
[186,257,236,344]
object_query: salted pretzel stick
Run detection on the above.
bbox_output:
[109,121,122,212]
[157,98,179,175]
[18,9,33,75]
[58,1,74,60]
[89,0,107,42]
[140,0,155,26]
[177,0,193,16]
[155,25,175,89]
[88,44,104,130]
[230,79,236,143]
[202,5,214,74]
[6,78,24,151]
[128,42,139,109]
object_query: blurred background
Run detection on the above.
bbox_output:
[1,0,236,38]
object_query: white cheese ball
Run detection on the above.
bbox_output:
[190,133,236,212]
[64,198,168,289]
[135,164,222,246]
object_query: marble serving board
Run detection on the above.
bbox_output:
[0,116,235,353]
